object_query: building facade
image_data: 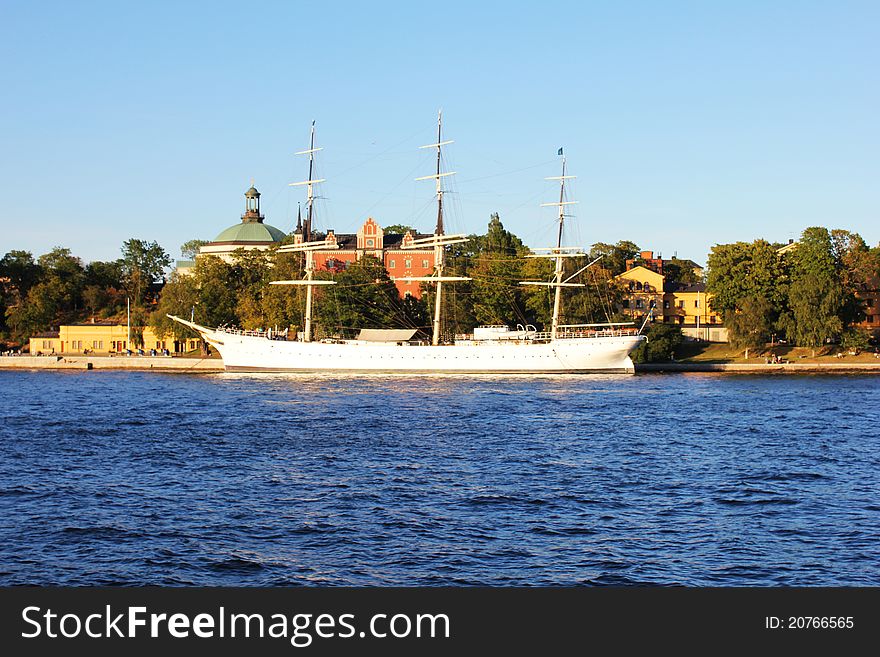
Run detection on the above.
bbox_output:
[298,218,436,299]
[616,263,728,342]
[30,322,201,356]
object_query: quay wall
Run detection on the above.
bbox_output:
[0,356,223,372]
[636,362,880,374]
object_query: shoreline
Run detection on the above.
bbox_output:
[1,355,880,374]
[635,362,880,374]
[0,355,223,372]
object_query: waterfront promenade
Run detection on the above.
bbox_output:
[0,355,223,372]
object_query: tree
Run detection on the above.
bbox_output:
[780,227,848,348]
[706,239,788,346]
[121,239,172,305]
[83,259,125,318]
[313,255,408,337]
[725,296,774,350]
[180,239,209,260]
[663,258,701,284]
[830,229,879,325]
[0,250,41,299]
[6,248,88,337]
[383,224,415,235]
[469,214,530,326]
[631,323,683,363]
[149,271,200,345]
[589,240,640,276]
[0,250,41,338]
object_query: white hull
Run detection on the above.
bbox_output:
[174,319,645,374]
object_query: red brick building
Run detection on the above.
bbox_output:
[298,218,435,299]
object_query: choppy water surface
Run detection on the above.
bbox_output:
[1,371,878,586]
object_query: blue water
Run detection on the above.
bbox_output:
[0,371,878,586]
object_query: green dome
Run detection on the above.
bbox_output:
[245,186,261,198]
[213,221,286,243]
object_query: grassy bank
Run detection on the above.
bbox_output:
[673,342,880,365]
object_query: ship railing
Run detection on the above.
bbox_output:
[216,326,288,340]
[453,327,640,343]
[554,328,641,339]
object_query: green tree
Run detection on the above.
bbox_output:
[779,227,848,348]
[6,283,59,343]
[383,224,416,235]
[725,296,774,350]
[121,239,172,305]
[706,239,788,345]
[149,271,201,345]
[83,259,125,318]
[631,323,683,363]
[663,257,701,284]
[0,250,41,338]
[469,213,530,326]
[180,239,209,260]
[0,250,41,299]
[313,255,408,337]
[589,240,640,276]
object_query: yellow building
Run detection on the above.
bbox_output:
[616,265,728,342]
[29,322,201,355]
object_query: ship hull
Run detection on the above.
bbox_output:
[193,325,644,374]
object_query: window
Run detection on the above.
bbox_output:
[422,259,429,269]
[663,300,670,309]
[869,315,875,323]
[622,299,630,309]
[92,340,103,349]
[635,299,643,309]
[389,259,396,268]
[366,238,374,247]
[694,299,700,308]
[678,300,684,308]
[649,300,656,308]
[405,259,412,268]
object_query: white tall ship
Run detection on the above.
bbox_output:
[170,116,646,373]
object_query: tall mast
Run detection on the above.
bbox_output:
[521,152,583,340]
[550,157,569,338]
[434,110,445,236]
[291,121,325,242]
[402,111,469,346]
[275,123,334,343]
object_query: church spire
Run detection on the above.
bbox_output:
[295,202,303,233]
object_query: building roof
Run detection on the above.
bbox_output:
[212,221,287,244]
[319,231,434,250]
[32,331,59,338]
[245,186,261,198]
[664,281,707,293]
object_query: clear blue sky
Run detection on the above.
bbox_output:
[2,1,877,266]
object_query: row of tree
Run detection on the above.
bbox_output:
[1,240,171,344]
[707,227,880,351]
[8,219,875,357]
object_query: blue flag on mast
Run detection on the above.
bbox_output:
[557,147,563,156]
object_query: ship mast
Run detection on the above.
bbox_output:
[271,122,335,343]
[399,111,470,346]
[520,152,585,340]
